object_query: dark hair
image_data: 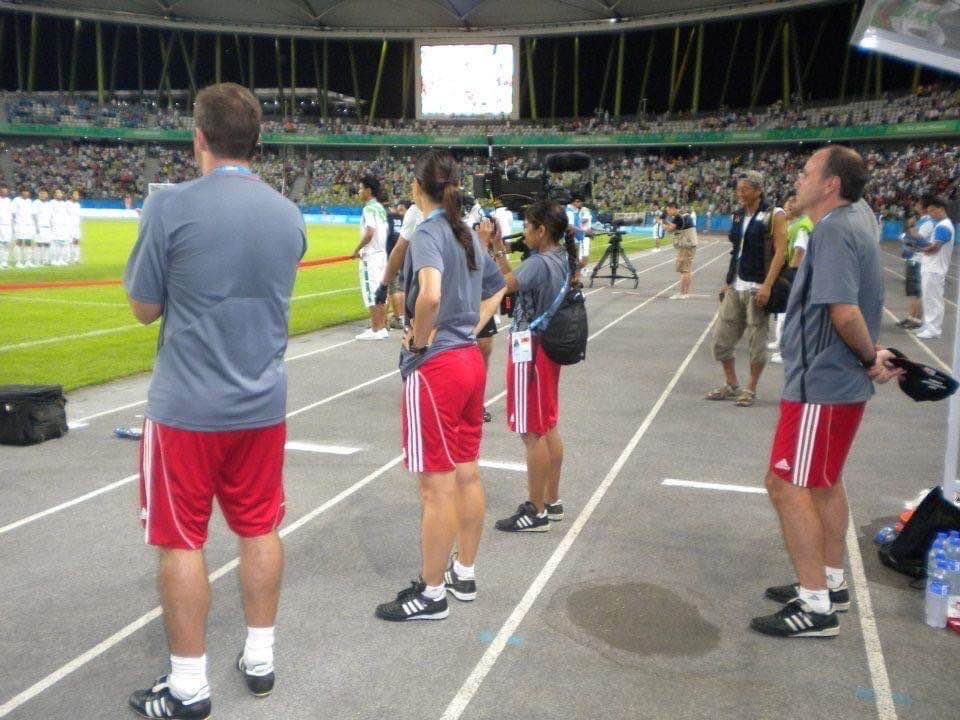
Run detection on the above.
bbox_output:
[926,195,948,210]
[524,200,578,276]
[360,173,386,203]
[821,145,867,203]
[194,82,262,160]
[414,151,477,271]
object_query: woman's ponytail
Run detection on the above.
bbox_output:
[415,150,477,271]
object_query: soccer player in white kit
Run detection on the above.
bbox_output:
[352,174,390,340]
[68,189,83,263]
[34,188,54,266]
[51,189,72,266]
[0,185,12,269]
[11,186,36,268]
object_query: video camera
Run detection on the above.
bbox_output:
[472,152,593,215]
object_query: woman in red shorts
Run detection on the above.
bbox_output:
[480,200,578,533]
[375,151,504,621]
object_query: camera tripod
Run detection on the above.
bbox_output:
[586,230,639,288]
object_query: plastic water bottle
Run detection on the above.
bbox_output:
[874,526,898,544]
[928,534,947,576]
[945,537,960,623]
[925,559,951,628]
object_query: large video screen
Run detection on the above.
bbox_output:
[853,1,960,75]
[416,40,519,119]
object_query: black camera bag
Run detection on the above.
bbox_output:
[539,285,588,365]
[0,385,69,445]
[879,486,960,578]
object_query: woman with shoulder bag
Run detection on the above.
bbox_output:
[479,200,578,533]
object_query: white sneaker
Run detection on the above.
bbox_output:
[356,328,378,340]
[669,293,684,300]
[373,328,390,340]
[915,329,940,340]
[770,352,783,364]
[766,340,780,351]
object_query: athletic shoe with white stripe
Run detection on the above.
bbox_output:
[545,501,564,521]
[128,676,211,719]
[444,563,477,601]
[765,580,850,611]
[749,598,839,638]
[495,501,550,533]
[375,579,449,621]
[236,653,275,697]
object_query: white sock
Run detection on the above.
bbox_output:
[825,567,845,590]
[243,626,275,674]
[168,654,209,702]
[536,508,547,519]
[422,583,445,601]
[797,586,831,614]
[453,559,475,580]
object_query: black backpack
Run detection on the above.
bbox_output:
[529,268,588,366]
[0,385,69,445]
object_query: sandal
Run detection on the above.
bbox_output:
[705,384,740,400]
[735,389,757,407]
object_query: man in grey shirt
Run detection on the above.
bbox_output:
[124,83,305,719]
[751,146,902,639]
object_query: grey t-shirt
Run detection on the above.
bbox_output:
[124,169,307,430]
[400,212,504,378]
[781,202,884,404]
[513,248,570,326]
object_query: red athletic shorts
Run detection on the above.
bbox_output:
[401,345,487,473]
[507,336,561,435]
[139,419,287,549]
[768,400,865,489]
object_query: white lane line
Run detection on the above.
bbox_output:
[66,421,89,430]
[71,338,359,424]
[662,478,767,494]
[0,324,144,353]
[0,246,696,717]
[285,369,398,419]
[478,460,527,472]
[582,240,720,298]
[0,295,127,307]
[882,307,950,372]
[0,474,138,537]
[846,512,897,720]
[290,287,356,302]
[881,264,957,309]
[284,441,360,455]
[440,310,720,720]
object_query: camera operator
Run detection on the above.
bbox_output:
[896,200,931,330]
[664,200,698,299]
[479,201,578,533]
[375,151,505,622]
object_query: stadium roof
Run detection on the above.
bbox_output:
[1,0,840,39]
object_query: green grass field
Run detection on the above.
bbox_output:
[0,220,655,391]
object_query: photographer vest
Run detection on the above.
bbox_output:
[726,201,773,286]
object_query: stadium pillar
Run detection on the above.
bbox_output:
[69,20,80,94]
[550,39,558,120]
[26,13,38,92]
[781,20,789,107]
[751,17,782,108]
[234,34,246,88]
[368,40,388,122]
[248,37,255,92]
[109,25,121,95]
[669,26,679,112]
[912,64,922,92]
[526,38,538,120]
[719,20,741,108]
[274,38,285,118]
[874,56,883,99]
[789,18,803,102]
[862,55,872,99]
[322,39,329,118]
[179,32,198,103]
[137,26,144,100]
[290,38,297,116]
[751,20,764,106]
[573,36,580,117]
[156,33,174,104]
[95,22,105,107]
[401,41,410,119]
[669,27,695,114]
[598,35,615,113]
[839,2,856,101]
[691,24,704,114]
[312,40,322,116]
[613,32,626,117]
[13,14,22,92]
[215,34,222,85]
[638,33,654,115]
[801,16,828,89]
[55,20,64,94]
[348,42,361,110]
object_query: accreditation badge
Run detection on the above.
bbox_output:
[511,328,533,364]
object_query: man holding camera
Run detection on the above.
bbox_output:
[706,170,787,408]
[124,83,305,718]
[664,201,698,299]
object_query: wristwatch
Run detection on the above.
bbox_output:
[858,353,876,369]
[408,342,428,355]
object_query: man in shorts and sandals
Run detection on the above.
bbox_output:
[124,83,306,718]
[751,146,902,638]
[706,170,787,407]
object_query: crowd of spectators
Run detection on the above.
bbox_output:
[4,86,957,138]
[2,137,955,218]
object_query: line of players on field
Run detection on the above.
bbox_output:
[0,185,84,269]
